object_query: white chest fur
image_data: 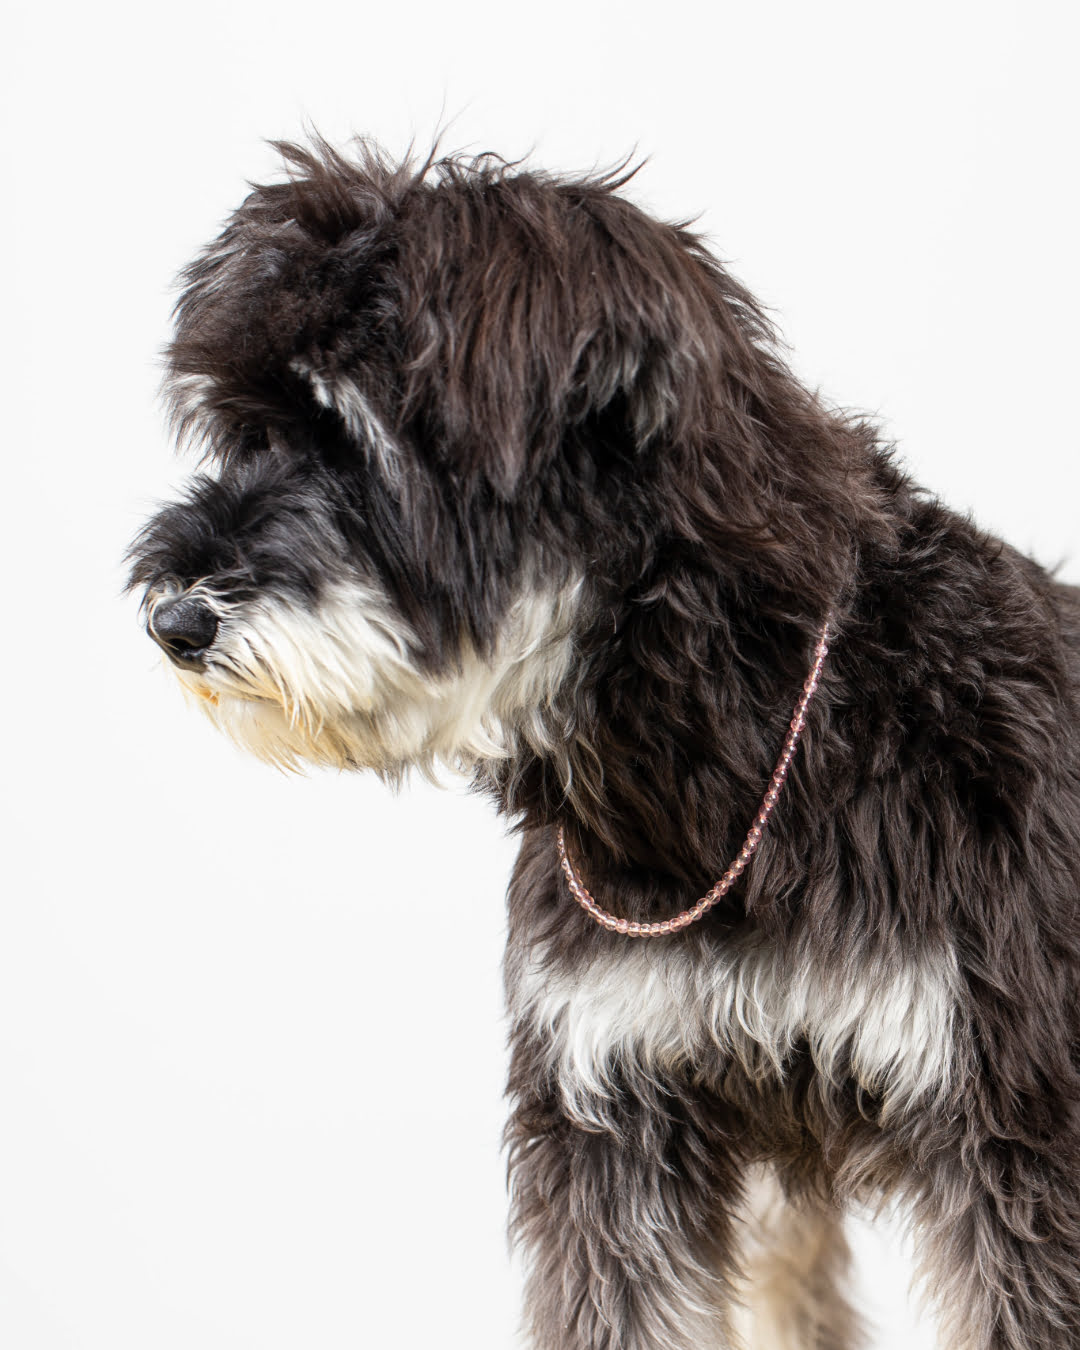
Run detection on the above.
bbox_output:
[511,935,961,1127]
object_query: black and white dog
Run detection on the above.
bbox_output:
[130,140,1080,1350]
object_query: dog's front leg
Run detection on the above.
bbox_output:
[506,1061,742,1350]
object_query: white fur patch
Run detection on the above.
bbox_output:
[512,934,960,1128]
[159,576,581,776]
[289,359,401,486]
[728,1165,855,1350]
[165,370,221,443]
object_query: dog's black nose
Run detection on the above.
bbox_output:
[148,595,218,664]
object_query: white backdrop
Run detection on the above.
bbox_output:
[3,1,1077,1346]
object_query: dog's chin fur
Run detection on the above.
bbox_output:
[160,575,583,779]
[130,138,1080,1350]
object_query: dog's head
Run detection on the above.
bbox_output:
[130,139,868,782]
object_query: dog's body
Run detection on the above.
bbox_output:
[130,141,1080,1349]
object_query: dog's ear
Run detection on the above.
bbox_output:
[386,167,817,511]
[386,169,750,497]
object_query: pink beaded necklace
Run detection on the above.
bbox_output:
[556,615,833,937]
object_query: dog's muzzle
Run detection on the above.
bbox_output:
[148,594,219,668]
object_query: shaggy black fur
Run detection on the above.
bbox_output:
[131,139,1080,1350]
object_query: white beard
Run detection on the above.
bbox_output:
[156,575,582,778]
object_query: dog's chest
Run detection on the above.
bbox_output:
[511,935,959,1121]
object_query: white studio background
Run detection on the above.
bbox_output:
[3,2,1077,1347]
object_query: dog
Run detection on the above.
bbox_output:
[129,138,1080,1350]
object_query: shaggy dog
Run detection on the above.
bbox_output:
[129,140,1080,1350]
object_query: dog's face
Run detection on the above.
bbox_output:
[130,140,851,781]
[131,439,585,774]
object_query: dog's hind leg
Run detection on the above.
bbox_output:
[728,1165,863,1350]
[507,1072,744,1350]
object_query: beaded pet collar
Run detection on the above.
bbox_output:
[557,616,833,937]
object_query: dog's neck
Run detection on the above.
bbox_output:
[485,586,845,923]
[557,613,831,936]
[484,430,902,922]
